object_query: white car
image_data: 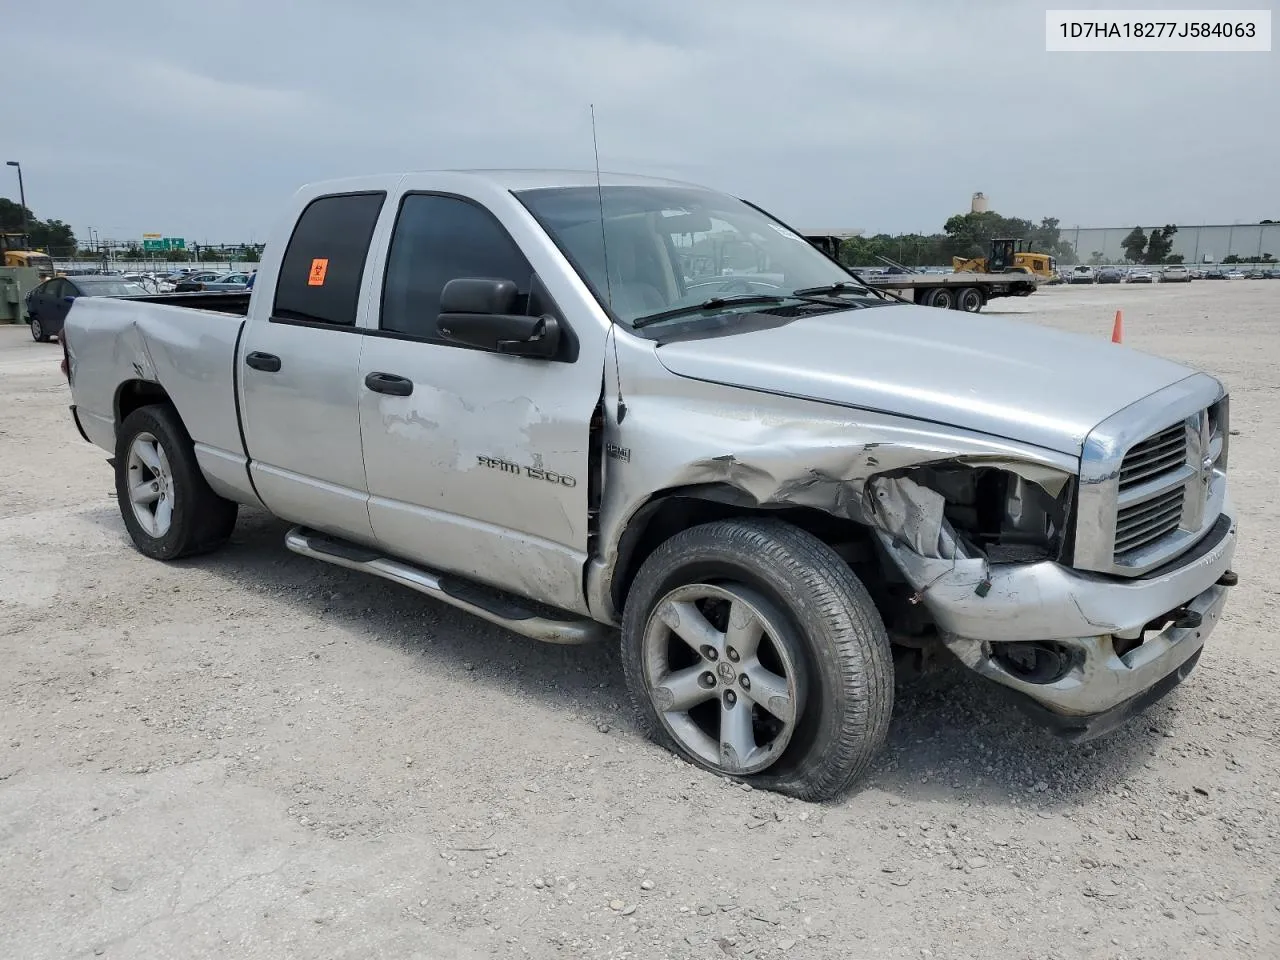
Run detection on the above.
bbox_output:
[1160,266,1191,283]
[1225,270,1246,280]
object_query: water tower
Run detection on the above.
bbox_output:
[971,192,989,214]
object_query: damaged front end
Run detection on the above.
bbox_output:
[866,459,1237,739]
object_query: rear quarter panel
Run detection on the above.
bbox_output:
[66,297,259,505]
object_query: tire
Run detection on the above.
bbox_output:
[956,287,983,313]
[926,287,955,309]
[30,315,49,343]
[621,518,893,801]
[114,404,238,560]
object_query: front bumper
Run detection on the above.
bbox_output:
[878,508,1237,733]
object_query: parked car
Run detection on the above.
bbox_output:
[1128,271,1154,284]
[1095,268,1122,284]
[1225,270,1246,280]
[1069,265,1095,284]
[25,275,149,342]
[1159,265,1191,283]
[60,170,1239,799]
[173,271,228,292]
[201,272,253,292]
[1204,269,1227,279]
[119,273,162,293]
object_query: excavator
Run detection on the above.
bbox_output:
[953,237,1056,282]
[2,233,56,279]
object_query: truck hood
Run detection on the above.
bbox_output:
[653,304,1195,456]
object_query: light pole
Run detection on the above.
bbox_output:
[5,161,29,243]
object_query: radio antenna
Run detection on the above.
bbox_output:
[590,104,614,310]
[591,103,626,422]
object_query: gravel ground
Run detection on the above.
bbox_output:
[2,279,1278,960]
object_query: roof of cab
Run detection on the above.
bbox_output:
[299,168,711,195]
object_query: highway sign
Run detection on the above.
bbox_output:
[141,237,186,252]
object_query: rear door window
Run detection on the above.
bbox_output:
[273,192,386,326]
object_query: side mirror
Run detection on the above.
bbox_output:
[63,296,75,303]
[437,278,560,360]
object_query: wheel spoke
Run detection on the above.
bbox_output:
[653,665,717,713]
[129,481,160,505]
[154,497,173,534]
[719,698,756,769]
[724,598,763,660]
[134,440,162,473]
[658,600,723,657]
[741,660,794,724]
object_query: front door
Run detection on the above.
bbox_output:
[357,192,601,614]
[238,191,387,543]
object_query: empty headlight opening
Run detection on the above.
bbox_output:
[893,463,1074,564]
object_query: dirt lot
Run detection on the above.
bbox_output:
[2,279,1278,960]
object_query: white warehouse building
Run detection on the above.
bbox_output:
[1063,222,1279,264]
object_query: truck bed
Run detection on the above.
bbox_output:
[64,294,252,504]
[131,291,252,315]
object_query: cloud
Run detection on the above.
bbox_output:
[4,0,1275,242]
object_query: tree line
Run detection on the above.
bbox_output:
[836,210,1081,268]
[0,197,76,251]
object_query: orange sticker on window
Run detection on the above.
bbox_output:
[308,258,329,286]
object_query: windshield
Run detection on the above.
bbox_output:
[516,185,872,329]
[77,280,150,297]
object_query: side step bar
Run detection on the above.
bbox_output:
[283,526,611,646]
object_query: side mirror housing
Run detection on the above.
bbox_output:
[437,278,560,360]
[63,295,75,304]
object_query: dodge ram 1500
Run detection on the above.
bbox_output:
[60,170,1238,799]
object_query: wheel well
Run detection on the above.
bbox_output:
[115,380,173,427]
[609,488,879,615]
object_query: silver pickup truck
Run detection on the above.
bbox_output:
[60,170,1238,800]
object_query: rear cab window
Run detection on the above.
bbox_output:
[273,191,386,327]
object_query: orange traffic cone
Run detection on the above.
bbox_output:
[1111,309,1124,344]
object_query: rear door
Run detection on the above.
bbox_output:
[356,190,602,614]
[238,190,387,543]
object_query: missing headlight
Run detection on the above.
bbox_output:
[869,463,1074,564]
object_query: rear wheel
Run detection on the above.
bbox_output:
[926,287,955,309]
[114,405,238,560]
[956,287,983,312]
[30,316,49,342]
[621,519,894,800]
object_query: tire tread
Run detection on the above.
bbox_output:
[621,518,893,801]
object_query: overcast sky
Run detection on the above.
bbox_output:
[4,0,1276,244]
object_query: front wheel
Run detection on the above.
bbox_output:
[621,519,894,800]
[30,315,49,342]
[114,404,238,560]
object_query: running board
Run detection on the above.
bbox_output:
[283,526,610,646]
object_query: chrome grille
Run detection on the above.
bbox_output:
[1074,376,1227,577]
[1118,423,1186,490]
[1114,486,1185,556]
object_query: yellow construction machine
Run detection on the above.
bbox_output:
[953,237,1056,281]
[2,233,56,279]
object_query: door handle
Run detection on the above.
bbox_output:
[245,351,281,372]
[364,372,414,396]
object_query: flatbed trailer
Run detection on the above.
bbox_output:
[856,269,1039,312]
[803,234,1038,312]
